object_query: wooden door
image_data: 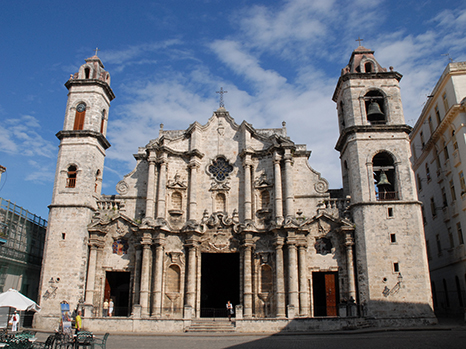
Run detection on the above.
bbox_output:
[325,273,337,316]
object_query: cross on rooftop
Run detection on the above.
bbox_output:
[94,47,100,56]
[356,37,363,46]
[216,87,228,108]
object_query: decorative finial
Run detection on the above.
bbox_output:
[216,87,228,108]
[282,121,286,127]
[94,47,100,56]
[442,53,454,63]
[160,123,164,130]
[356,37,363,46]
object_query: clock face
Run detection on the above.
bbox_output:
[76,103,86,112]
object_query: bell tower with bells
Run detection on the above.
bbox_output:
[332,45,435,322]
[36,52,115,325]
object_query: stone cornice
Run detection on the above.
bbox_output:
[65,79,115,101]
[56,130,111,150]
[335,124,412,152]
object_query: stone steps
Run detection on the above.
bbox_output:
[185,319,236,332]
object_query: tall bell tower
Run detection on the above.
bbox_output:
[333,45,435,322]
[36,54,115,327]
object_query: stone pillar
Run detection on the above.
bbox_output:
[151,234,165,317]
[185,238,198,309]
[287,234,298,317]
[132,246,142,306]
[145,155,157,219]
[243,157,253,221]
[273,153,283,223]
[283,149,294,217]
[243,235,253,318]
[84,243,99,306]
[188,160,200,221]
[298,243,310,316]
[274,236,286,318]
[345,231,357,300]
[139,235,152,317]
[156,155,167,219]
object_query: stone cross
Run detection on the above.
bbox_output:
[356,37,363,46]
[94,47,100,56]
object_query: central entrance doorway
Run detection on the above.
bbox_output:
[201,253,240,317]
[104,271,130,317]
[312,271,339,317]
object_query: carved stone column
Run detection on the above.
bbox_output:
[185,237,198,309]
[139,234,152,317]
[345,230,357,300]
[151,234,165,317]
[283,149,294,217]
[84,242,99,306]
[298,242,310,316]
[145,153,157,219]
[132,246,142,306]
[287,233,298,317]
[243,234,254,318]
[274,235,286,318]
[243,156,253,221]
[273,153,283,223]
[188,160,200,221]
[156,154,167,219]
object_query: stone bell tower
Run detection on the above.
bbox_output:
[35,54,115,328]
[332,45,435,323]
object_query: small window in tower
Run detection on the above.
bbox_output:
[388,207,394,217]
[393,262,399,273]
[364,62,373,73]
[73,103,86,130]
[364,91,386,125]
[100,110,106,134]
[390,233,397,243]
[85,67,90,79]
[66,165,77,188]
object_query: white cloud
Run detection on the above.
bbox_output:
[0,115,55,158]
[24,160,55,184]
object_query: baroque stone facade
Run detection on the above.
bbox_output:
[35,47,436,332]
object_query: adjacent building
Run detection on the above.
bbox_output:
[35,47,436,333]
[410,62,466,316]
[0,197,47,301]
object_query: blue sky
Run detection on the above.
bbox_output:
[1,0,466,220]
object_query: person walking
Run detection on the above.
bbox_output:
[103,299,109,317]
[226,301,233,321]
[75,310,82,334]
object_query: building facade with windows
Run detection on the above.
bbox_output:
[410,62,466,316]
[0,197,47,301]
[35,48,435,332]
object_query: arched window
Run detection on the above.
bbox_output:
[166,265,181,293]
[260,265,273,293]
[66,165,77,188]
[215,193,226,212]
[364,62,373,73]
[373,152,397,200]
[84,67,91,79]
[172,192,182,211]
[365,90,386,125]
[100,110,106,134]
[73,103,86,130]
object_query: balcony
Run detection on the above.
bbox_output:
[376,191,398,201]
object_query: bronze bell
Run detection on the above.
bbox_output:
[367,101,385,122]
[377,171,391,186]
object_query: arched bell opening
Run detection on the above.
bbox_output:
[373,152,397,200]
[364,90,386,125]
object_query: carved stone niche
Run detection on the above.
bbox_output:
[167,173,187,218]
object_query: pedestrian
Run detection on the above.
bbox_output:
[103,299,109,317]
[108,298,114,317]
[11,311,20,332]
[75,310,82,334]
[226,300,233,321]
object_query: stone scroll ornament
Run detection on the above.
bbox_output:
[116,180,129,195]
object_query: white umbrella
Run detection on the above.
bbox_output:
[0,289,41,312]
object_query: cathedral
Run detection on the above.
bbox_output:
[35,46,436,332]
